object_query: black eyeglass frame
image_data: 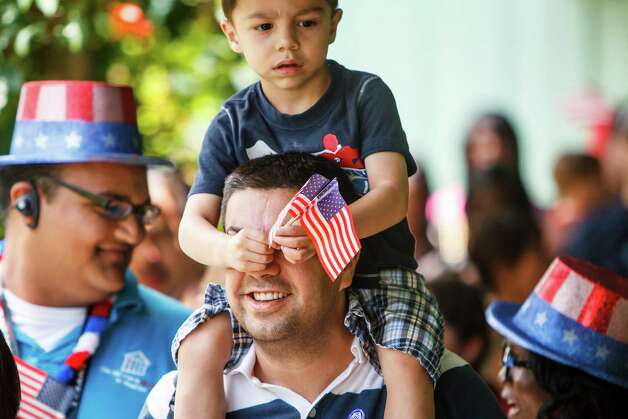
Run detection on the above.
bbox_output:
[502,344,531,382]
[39,176,160,226]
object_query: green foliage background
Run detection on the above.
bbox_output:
[0,0,246,179]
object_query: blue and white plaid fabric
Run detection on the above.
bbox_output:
[171,268,444,382]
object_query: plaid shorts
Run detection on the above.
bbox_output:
[171,268,444,382]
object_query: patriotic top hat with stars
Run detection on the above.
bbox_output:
[486,256,628,388]
[0,80,170,167]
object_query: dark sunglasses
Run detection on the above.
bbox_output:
[42,176,160,226]
[502,344,531,381]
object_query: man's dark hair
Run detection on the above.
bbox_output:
[467,211,542,290]
[222,0,339,20]
[0,165,61,222]
[428,272,489,370]
[528,351,628,419]
[221,152,356,219]
[0,335,20,419]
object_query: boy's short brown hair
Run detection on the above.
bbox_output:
[553,153,602,195]
[222,0,339,20]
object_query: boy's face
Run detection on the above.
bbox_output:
[222,0,342,93]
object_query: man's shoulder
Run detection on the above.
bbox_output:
[435,352,505,419]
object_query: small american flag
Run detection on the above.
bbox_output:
[301,178,361,281]
[15,357,74,419]
[286,174,332,219]
[268,174,332,245]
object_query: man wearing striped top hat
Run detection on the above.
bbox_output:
[0,81,190,418]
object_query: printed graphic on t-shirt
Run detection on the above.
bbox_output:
[244,133,370,195]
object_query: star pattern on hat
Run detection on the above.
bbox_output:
[103,133,117,148]
[534,311,548,327]
[35,134,48,149]
[65,131,82,149]
[562,329,578,346]
[595,345,610,359]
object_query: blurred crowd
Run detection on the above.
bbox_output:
[411,106,628,414]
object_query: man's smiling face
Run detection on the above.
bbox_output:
[223,187,346,343]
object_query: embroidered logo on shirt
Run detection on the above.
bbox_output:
[120,351,152,377]
[100,351,154,393]
[347,408,365,419]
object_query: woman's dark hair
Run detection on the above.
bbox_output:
[0,334,20,419]
[465,164,534,226]
[528,351,627,419]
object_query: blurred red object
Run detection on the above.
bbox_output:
[562,87,614,158]
[110,3,154,39]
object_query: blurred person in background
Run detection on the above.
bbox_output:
[465,165,535,228]
[0,81,190,418]
[464,112,520,181]
[130,168,206,308]
[0,334,20,419]
[408,162,447,280]
[562,103,628,276]
[428,272,508,412]
[486,256,628,419]
[549,153,612,252]
[467,211,549,303]
[427,272,489,371]
[467,211,551,413]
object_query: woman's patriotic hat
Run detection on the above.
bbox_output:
[0,80,171,167]
[486,256,628,388]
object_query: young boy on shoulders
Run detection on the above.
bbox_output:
[175,1,444,418]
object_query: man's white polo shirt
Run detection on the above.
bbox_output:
[142,337,386,419]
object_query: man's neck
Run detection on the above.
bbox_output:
[260,65,332,116]
[252,325,355,402]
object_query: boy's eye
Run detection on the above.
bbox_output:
[255,23,273,31]
[298,20,317,28]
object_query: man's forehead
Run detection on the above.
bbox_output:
[225,187,297,232]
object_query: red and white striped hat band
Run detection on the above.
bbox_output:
[534,257,628,344]
[16,81,137,123]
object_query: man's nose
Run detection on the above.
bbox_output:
[249,261,281,280]
[275,24,299,52]
[116,214,146,246]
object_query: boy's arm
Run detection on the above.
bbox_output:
[179,193,274,272]
[350,151,409,238]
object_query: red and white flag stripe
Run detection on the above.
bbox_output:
[15,358,64,419]
[302,202,360,280]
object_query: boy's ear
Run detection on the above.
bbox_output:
[221,20,243,54]
[328,8,343,44]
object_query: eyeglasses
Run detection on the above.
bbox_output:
[41,176,160,226]
[502,344,531,382]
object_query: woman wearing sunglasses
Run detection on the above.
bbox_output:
[486,256,628,419]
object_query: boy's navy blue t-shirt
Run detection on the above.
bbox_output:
[191,60,418,273]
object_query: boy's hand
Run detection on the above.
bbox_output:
[272,224,316,264]
[226,228,275,273]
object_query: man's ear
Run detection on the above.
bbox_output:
[10,181,40,228]
[221,19,243,54]
[336,253,358,291]
[328,9,343,44]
